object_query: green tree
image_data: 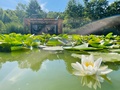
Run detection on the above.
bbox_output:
[5,22,24,34]
[106,0,120,16]
[47,11,64,19]
[0,20,6,33]
[47,11,59,18]
[77,3,84,18]
[2,12,11,23]
[15,3,27,23]
[0,8,4,21]
[64,0,84,28]
[5,9,20,23]
[26,0,45,18]
[83,0,108,20]
[65,0,78,18]
[83,0,89,7]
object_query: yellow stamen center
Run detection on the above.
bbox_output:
[85,62,94,67]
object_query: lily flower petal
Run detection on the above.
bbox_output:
[94,58,102,68]
[81,55,86,64]
[73,71,85,76]
[71,62,84,71]
[99,69,113,75]
[99,66,108,70]
[71,54,113,77]
[89,54,94,62]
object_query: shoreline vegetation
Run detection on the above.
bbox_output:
[0,33,119,52]
[0,0,120,34]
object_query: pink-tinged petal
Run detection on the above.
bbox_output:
[94,58,102,68]
[71,62,84,71]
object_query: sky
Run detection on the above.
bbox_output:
[0,0,116,12]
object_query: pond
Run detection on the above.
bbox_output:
[0,49,120,90]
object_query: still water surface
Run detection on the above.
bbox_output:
[0,49,120,90]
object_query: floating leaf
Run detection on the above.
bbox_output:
[0,33,119,52]
[46,39,62,46]
[63,43,102,51]
[43,46,63,51]
[0,42,11,52]
[71,52,120,62]
[89,52,120,62]
[105,33,113,39]
[11,46,30,51]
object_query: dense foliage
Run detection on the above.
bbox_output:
[63,0,120,32]
[0,33,119,52]
[0,0,120,34]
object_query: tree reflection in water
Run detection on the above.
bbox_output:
[0,49,78,71]
[0,49,119,90]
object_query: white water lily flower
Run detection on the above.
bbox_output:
[71,55,112,76]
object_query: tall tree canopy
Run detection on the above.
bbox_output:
[26,0,43,18]
[106,0,120,16]
[0,0,120,34]
[15,3,27,23]
[83,0,108,20]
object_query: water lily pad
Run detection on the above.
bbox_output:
[38,45,47,49]
[43,46,63,51]
[63,44,102,51]
[90,52,120,62]
[71,52,120,62]
[110,49,120,53]
[11,46,30,51]
[0,42,11,52]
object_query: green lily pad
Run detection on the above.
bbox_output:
[43,46,63,51]
[63,44,102,51]
[11,46,30,51]
[110,49,120,54]
[71,52,120,62]
[90,52,120,62]
[0,42,11,52]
